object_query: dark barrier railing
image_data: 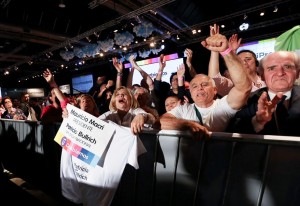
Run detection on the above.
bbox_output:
[1,119,300,206]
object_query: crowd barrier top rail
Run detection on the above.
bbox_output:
[1,119,300,206]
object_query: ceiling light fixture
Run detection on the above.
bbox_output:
[150,42,155,47]
[260,11,265,16]
[239,22,249,31]
[244,14,248,20]
[273,6,278,13]
[58,0,66,8]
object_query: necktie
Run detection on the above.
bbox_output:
[275,95,288,135]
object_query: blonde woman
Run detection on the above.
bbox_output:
[99,86,156,134]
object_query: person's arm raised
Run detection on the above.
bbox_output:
[112,57,123,89]
[156,54,166,82]
[207,24,233,97]
[42,68,67,103]
[222,47,251,110]
[185,48,197,78]
[207,24,221,78]
[130,55,154,89]
[126,55,136,89]
[201,33,251,110]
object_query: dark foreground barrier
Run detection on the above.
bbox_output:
[1,119,300,206]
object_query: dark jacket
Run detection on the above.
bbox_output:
[227,86,300,136]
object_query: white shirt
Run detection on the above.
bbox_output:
[60,121,146,206]
[268,90,291,100]
[168,97,237,132]
[98,108,147,127]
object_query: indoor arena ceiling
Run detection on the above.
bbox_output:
[0,0,299,87]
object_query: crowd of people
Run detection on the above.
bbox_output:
[0,24,299,138]
[1,24,299,206]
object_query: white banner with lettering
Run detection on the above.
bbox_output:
[54,104,115,167]
[55,104,145,205]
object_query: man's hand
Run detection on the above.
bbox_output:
[255,92,284,125]
[201,33,228,53]
[209,24,219,36]
[186,121,210,141]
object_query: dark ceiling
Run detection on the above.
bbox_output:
[0,0,299,88]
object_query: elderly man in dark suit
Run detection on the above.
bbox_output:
[227,50,300,136]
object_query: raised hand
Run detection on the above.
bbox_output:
[228,34,242,52]
[129,55,137,68]
[255,91,284,126]
[159,54,166,70]
[209,23,219,36]
[107,80,114,87]
[177,63,185,77]
[43,68,57,88]
[201,33,229,53]
[185,48,193,68]
[112,57,123,73]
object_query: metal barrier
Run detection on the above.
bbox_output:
[1,119,300,206]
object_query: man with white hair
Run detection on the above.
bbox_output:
[227,50,300,136]
[160,31,252,139]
